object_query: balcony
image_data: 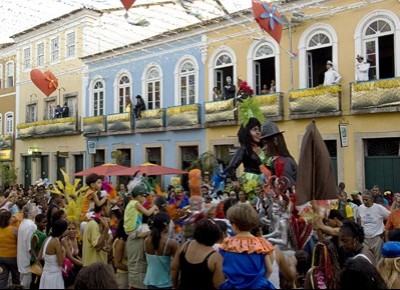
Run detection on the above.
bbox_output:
[204,99,236,127]
[17,117,80,139]
[166,104,201,130]
[82,116,106,135]
[254,93,284,121]
[289,85,342,119]
[350,77,400,114]
[106,112,133,133]
[134,108,165,132]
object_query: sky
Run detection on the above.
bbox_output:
[0,0,252,44]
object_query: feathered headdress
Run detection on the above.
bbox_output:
[238,95,265,126]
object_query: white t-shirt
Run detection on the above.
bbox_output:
[17,219,37,274]
[357,203,390,238]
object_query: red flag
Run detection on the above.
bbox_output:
[120,0,135,11]
[252,0,284,44]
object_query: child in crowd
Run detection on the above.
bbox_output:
[219,203,275,289]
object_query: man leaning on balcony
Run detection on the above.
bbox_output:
[323,60,342,86]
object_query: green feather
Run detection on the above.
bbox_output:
[238,97,265,126]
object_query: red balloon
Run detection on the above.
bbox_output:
[252,0,283,44]
[120,0,135,11]
[30,69,58,97]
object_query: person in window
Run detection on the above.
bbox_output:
[323,61,342,86]
[269,80,276,93]
[223,76,236,100]
[260,84,268,95]
[355,55,370,82]
[52,105,62,119]
[212,87,222,101]
[133,95,146,118]
[61,102,69,118]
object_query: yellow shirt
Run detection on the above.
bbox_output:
[331,203,354,219]
[82,219,107,267]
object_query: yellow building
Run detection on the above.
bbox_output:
[11,9,105,186]
[203,0,400,192]
[0,43,17,187]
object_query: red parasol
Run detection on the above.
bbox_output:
[113,162,188,176]
[74,163,130,176]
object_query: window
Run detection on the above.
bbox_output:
[179,61,196,105]
[118,75,130,113]
[50,37,60,62]
[214,53,234,94]
[306,32,332,87]
[66,32,76,58]
[66,95,77,117]
[26,104,37,122]
[37,43,44,66]
[94,149,105,167]
[146,68,161,110]
[146,147,161,165]
[363,19,395,80]
[44,99,56,120]
[93,81,104,116]
[253,43,276,95]
[180,146,198,170]
[23,47,31,70]
[5,112,13,135]
[6,62,14,88]
[0,64,2,89]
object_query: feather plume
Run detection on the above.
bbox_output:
[127,177,143,194]
[238,97,265,126]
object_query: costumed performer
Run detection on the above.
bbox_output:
[260,120,297,190]
[224,96,266,201]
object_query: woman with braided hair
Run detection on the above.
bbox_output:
[339,220,375,265]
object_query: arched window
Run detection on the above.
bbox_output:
[298,24,338,89]
[253,43,276,94]
[5,112,13,135]
[363,19,395,79]
[146,67,161,110]
[118,75,131,113]
[306,32,332,87]
[179,61,196,105]
[6,61,14,88]
[214,53,234,95]
[93,80,104,116]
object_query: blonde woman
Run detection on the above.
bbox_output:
[377,242,400,289]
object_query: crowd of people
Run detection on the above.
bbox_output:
[0,173,399,289]
[0,105,399,289]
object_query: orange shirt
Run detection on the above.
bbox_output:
[0,226,17,257]
[81,188,95,221]
[386,209,400,230]
[11,212,23,228]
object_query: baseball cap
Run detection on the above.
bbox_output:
[351,190,360,196]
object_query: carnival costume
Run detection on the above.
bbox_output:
[225,96,266,200]
[219,236,275,289]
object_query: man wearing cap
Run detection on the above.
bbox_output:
[349,190,362,207]
[124,184,158,289]
[323,60,342,86]
[355,55,370,82]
